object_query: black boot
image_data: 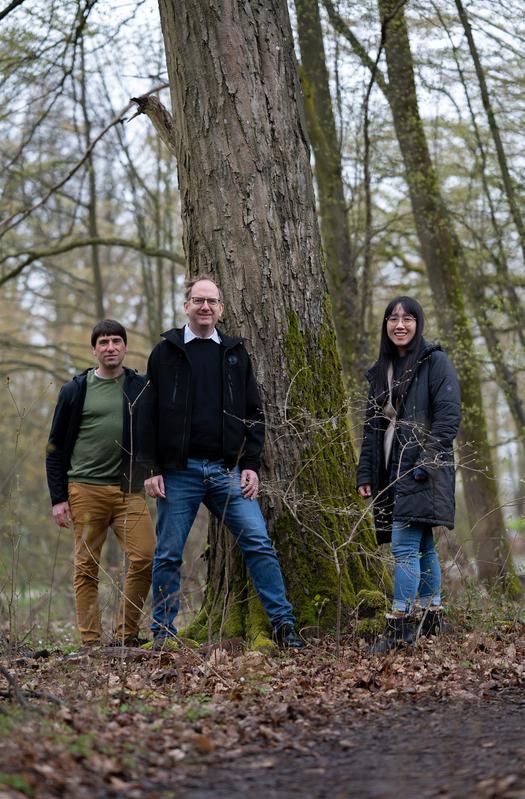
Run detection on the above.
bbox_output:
[418,607,444,637]
[370,614,416,653]
[273,623,305,649]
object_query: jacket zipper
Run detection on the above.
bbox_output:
[227,371,234,405]
[223,343,239,458]
[171,370,179,404]
[176,346,191,460]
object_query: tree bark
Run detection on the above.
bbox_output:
[154,0,384,640]
[377,0,518,589]
[294,0,366,389]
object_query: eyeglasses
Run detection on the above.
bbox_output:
[386,315,416,324]
[189,297,221,306]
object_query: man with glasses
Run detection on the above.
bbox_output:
[139,276,303,649]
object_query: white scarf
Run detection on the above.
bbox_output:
[383,362,397,467]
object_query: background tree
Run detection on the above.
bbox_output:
[295,0,366,390]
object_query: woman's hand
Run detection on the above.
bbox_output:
[358,484,372,498]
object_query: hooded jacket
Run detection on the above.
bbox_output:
[137,327,265,475]
[356,339,461,543]
[45,367,148,505]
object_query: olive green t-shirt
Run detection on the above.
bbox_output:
[68,369,125,485]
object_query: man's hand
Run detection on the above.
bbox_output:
[52,501,72,528]
[240,469,259,500]
[358,484,372,498]
[145,474,166,499]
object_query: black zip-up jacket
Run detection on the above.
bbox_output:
[356,340,461,543]
[45,367,148,505]
[137,327,265,475]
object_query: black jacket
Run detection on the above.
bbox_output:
[356,340,461,543]
[45,367,148,505]
[137,327,265,475]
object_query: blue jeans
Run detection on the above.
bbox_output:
[391,522,441,613]
[152,459,295,637]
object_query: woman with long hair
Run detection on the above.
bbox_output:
[357,296,461,651]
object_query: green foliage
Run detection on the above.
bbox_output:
[446,580,525,631]
[182,696,212,723]
[0,773,33,797]
[250,632,277,653]
[355,589,389,617]
[353,589,389,637]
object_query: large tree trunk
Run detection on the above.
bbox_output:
[294,0,367,390]
[153,0,384,640]
[378,0,518,591]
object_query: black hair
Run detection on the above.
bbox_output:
[374,296,425,409]
[90,319,127,347]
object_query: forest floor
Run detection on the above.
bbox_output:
[0,621,524,799]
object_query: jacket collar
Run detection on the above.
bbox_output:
[161,326,242,351]
[365,338,442,382]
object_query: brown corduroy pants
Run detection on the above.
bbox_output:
[68,482,155,644]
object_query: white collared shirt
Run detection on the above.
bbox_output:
[184,324,221,344]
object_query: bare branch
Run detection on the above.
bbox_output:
[0,236,185,287]
[322,0,389,96]
[0,665,28,708]
[129,95,178,157]
[0,82,170,238]
[0,0,26,22]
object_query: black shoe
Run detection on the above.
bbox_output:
[108,635,149,647]
[418,608,446,637]
[370,615,416,653]
[273,624,305,649]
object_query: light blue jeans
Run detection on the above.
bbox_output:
[151,459,295,637]
[391,521,441,613]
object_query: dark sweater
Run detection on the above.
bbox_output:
[185,338,223,459]
[137,327,265,474]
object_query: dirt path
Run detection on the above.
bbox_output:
[166,691,525,799]
[1,630,524,798]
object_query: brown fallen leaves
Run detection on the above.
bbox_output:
[0,623,523,798]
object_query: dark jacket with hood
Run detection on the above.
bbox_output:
[356,339,461,544]
[137,327,265,475]
[46,367,148,505]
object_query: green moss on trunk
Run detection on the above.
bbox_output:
[276,306,388,631]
